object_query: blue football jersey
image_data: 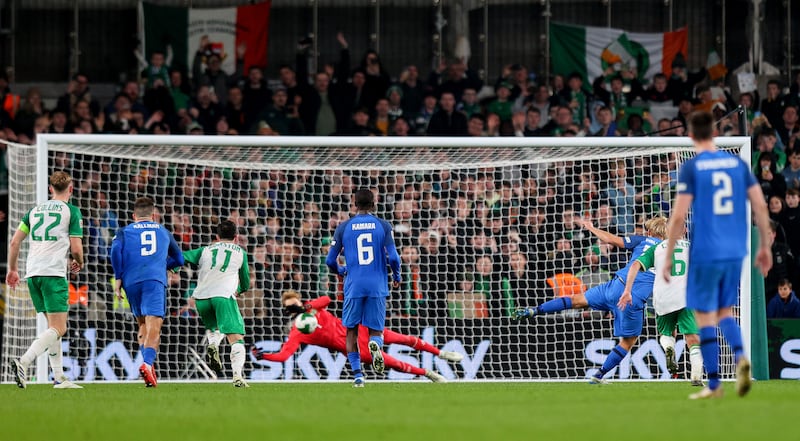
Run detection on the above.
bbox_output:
[326,213,401,298]
[677,150,757,263]
[615,235,661,287]
[110,221,184,287]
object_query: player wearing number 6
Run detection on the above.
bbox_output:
[619,239,704,386]
[326,189,402,387]
[7,171,84,389]
[664,111,772,399]
[110,197,184,387]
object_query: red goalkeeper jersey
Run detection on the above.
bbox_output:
[261,296,348,362]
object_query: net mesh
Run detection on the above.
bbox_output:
[2,136,750,382]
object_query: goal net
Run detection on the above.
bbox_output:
[2,135,752,383]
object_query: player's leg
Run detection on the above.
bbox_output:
[686,262,725,399]
[591,312,640,384]
[217,297,248,387]
[383,328,463,362]
[343,296,365,386]
[138,281,166,387]
[715,260,751,396]
[676,308,703,386]
[363,296,387,375]
[13,277,66,389]
[195,298,223,376]
[656,312,679,377]
[514,289,590,320]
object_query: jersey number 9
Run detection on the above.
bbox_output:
[140,231,157,256]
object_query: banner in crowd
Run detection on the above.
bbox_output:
[767,319,800,379]
[550,22,688,86]
[138,1,271,74]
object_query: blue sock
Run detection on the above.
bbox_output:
[718,316,744,362]
[699,326,720,390]
[536,297,573,314]
[142,347,157,366]
[596,344,628,378]
[369,335,384,348]
[347,352,362,378]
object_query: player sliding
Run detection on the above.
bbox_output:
[619,238,704,386]
[252,290,461,382]
[111,197,184,388]
[7,171,84,389]
[663,111,772,399]
[514,216,667,384]
[181,220,251,387]
[326,189,401,387]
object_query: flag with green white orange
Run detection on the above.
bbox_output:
[550,22,688,86]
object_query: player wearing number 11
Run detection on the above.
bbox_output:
[326,189,402,387]
[110,197,184,387]
[664,111,772,399]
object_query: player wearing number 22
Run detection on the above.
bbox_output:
[664,111,772,399]
[8,171,84,389]
[110,197,184,387]
[326,189,402,387]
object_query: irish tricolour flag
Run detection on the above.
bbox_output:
[138,1,271,75]
[550,22,688,85]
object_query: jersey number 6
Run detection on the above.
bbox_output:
[356,233,374,265]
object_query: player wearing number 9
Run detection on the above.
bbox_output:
[326,188,401,387]
[664,110,772,400]
[110,197,184,387]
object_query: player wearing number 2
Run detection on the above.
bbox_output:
[664,111,772,399]
[326,189,402,387]
[7,171,84,389]
[619,239,704,386]
[111,197,184,387]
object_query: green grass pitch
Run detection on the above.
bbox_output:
[2,381,798,441]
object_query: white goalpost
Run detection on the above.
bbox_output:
[2,134,752,384]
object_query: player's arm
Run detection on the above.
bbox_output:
[181,247,203,267]
[254,330,303,362]
[237,253,251,294]
[110,230,125,299]
[748,183,773,275]
[166,233,185,270]
[68,204,84,272]
[325,224,346,276]
[619,247,655,310]
[6,216,30,288]
[579,218,624,248]
[664,193,692,281]
[306,295,331,311]
[383,222,402,286]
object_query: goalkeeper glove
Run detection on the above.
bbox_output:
[512,307,537,321]
[251,346,269,360]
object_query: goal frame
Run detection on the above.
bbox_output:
[21,134,754,383]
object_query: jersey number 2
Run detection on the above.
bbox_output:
[712,171,734,215]
[140,231,157,256]
[356,233,374,265]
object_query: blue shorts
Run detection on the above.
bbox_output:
[584,278,647,338]
[686,260,742,312]
[125,280,166,318]
[342,296,386,331]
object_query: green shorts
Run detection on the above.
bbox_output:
[195,297,245,335]
[656,308,699,336]
[27,276,69,313]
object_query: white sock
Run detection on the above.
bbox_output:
[659,335,676,353]
[214,330,224,346]
[230,342,245,378]
[48,337,65,379]
[21,328,60,367]
[690,345,704,380]
[205,330,216,347]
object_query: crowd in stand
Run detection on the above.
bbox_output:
[1,33,800,320]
